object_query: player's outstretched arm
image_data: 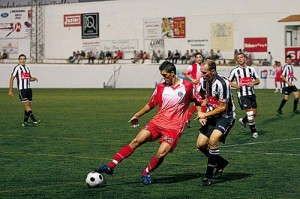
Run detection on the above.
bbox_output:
[128,104,151,128]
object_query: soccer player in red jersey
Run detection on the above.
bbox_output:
[96,61,201,185]
[273,61,283,93]
[182,52,204,128]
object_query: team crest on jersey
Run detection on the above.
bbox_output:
[178,91,183,97]
[163,136,173,143]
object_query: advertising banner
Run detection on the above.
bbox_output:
[0,7,31,39]
[64,14,81,27]
[285,47,300,63]
[244,37,268,52]
[81,13,99,39]
[211,22,234,51]
[100,39,139,59]
[144,17,186,39]
[162,17,186,38]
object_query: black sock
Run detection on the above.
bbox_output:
[206,148,219,178]
[278,99,287,111]
[24,110,30,123]
[28,110,37,122]
[242,115,247,124]
[248,122,257,133]
[294,98,299,111]
[198,147,209,157]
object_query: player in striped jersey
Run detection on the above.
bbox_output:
[195,60,236,186]
[8,54,40,127]
[228,52,260,138]
[277,54,299,114]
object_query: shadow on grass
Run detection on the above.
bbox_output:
[154,172,201,184]
[100,172,252,187]
[155,171,252,184]
[213,172,252,184]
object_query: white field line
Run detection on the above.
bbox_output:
[221,137,300,156]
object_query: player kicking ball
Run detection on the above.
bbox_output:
[95,61,201,185]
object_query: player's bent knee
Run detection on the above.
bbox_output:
[247,111,254,120]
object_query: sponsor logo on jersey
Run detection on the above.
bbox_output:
[163,136,173,143]
[21,72,30,79]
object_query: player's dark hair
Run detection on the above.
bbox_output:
[159,61,176,74]
[18,54,26,60]
[236,52,245,57]
[286,54,292,59]
[194,52,203,58]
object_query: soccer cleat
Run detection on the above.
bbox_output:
[142,173,152,185]
[95,165,114,175]
[201,177,212,186]
[214,159,229,179]
[294,110,299,114]
[32,120,41,126]
[252,132,258,138]
[277,109,283,115]
[22,122,32,127]
[238,118,246,129]
[186,120,191,128]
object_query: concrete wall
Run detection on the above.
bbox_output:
[1,0,300,62]
[1,63,300,89]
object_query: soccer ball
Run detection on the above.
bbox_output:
[85,171,104,188]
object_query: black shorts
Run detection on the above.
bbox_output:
[199,117,235,144]
[283,86,298,95]
[238,95,257,110]
[18,89,33,102]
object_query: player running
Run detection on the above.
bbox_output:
[195,60,236,186]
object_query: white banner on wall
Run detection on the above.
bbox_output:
[100,39,139,59]
[143,18,162,39]
[211,22,234,51]
[187,39,209,50]
[82,39,100,53]
[0,41,18,54]
[0,8,31,39]
[144,39,165,54]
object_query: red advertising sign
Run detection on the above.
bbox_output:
[162,17,185,38]
[64,14,81,27]
[285,47,300,63]
[173,17,186,38]
[244,37,268,52]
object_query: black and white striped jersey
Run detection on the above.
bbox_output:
[11,64,32,90]
[228,66,259,97]
[199,75,236,119]
[281,64,295,87]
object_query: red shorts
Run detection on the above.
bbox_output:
[143,121,181,152]
[275,74,282,82]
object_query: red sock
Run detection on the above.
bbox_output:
[107,145,134,168]
[186,104,196,121]
[142,156,164,175]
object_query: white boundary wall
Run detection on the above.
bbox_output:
[1,0,300,62]
[1,64,299,89]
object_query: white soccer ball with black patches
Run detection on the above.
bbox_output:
[85,171,104,188]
